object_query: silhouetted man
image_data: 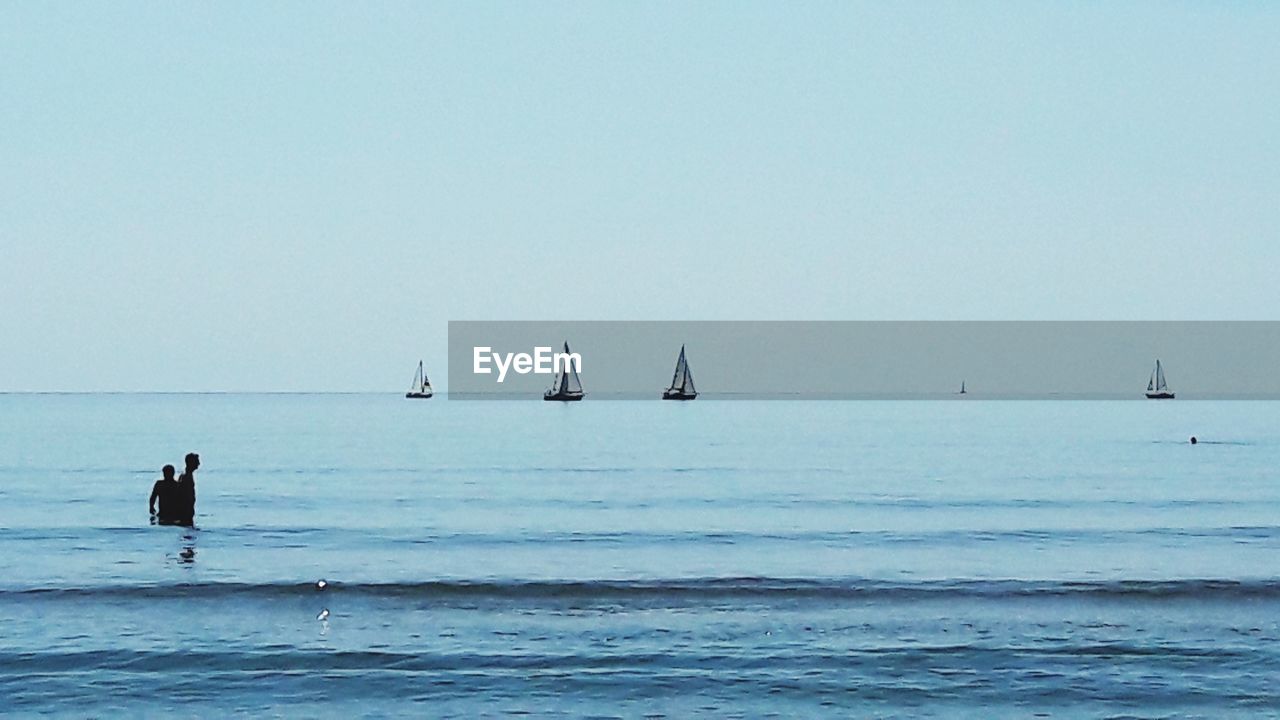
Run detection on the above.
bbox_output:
[149,464,181,524]
[176,452,200,526]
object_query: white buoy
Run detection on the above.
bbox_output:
[316,579,328,590]
[317,608,330,621]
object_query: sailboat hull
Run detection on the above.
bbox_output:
[1145,392,1175,399]
[544,392,584,402]
[405,392,433,399]
[662,390,697,400]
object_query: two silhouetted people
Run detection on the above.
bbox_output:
[149,453,199,526]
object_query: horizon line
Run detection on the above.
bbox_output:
[5,391,1280,401]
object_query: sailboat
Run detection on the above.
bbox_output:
[1145,359,1174,399]
[405,361,433,399]
[543,341,584,401]
[662,345,697,400]
[958,380,967,395]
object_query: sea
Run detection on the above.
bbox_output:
[0,394,1277,718]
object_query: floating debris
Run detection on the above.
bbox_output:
[317,608,330,621]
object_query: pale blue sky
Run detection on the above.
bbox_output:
[2,2,1277,391]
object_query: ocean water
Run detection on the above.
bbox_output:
[1,395,1278,717]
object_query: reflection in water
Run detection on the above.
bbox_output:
[173,531,197,566]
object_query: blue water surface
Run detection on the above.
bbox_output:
[0,395,1277,717]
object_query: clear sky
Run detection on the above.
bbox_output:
[2,2,1277,391]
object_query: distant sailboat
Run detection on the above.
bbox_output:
[662,345,697,400]
[1145,359,1174,399]
[958,380,967,395]
[543,341,584,401]
[406,361,433,399]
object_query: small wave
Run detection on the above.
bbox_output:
[8,525,1277,547]
[0,643,1257,676]
[5,578,1280,602]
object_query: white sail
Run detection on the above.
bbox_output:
[407,361,433,397]
[564,342,583,394]
[1146,359,1172,398]
[665,345,697,397]
[547,342,583,398]
[680,351,695,394]
[668,348,684,391]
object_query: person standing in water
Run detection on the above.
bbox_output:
[148,464,181,524]
[176,452,200,526]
